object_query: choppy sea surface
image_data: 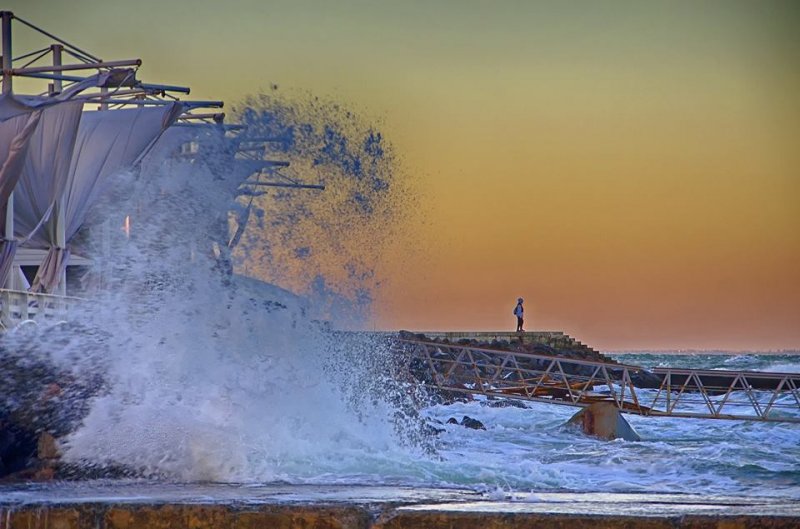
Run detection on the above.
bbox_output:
[608,352,800,372]
[449,353,798,495]
[242,352,799,498]
[419,353,800,495]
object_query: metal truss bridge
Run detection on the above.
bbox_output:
[393,338,800,423]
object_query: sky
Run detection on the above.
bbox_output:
[6,1,799,351]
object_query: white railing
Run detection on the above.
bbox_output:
[0,288,84,330]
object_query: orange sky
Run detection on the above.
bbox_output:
[8,1,800,350]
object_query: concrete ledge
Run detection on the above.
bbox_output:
[376,511,800,529]
[411,331,567,341]
[3,502,799,529]
[0,485,798,529]
[1,505,370,529]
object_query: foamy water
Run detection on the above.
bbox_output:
[182,354,798,498]
[420,385,800,497]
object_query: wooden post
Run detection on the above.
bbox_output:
[50,43,62,94]
[1,11,12,95]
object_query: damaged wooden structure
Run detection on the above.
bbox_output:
[0,11,323,330]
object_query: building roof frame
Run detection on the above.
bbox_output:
[0,10,222,119]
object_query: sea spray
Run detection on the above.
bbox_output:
[231,89,417,327]
[41,93,428,481]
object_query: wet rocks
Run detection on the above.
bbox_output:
[446,416,486,430]
[0,322,109,480]
[460,416,486,430]
[0,419,34,477]
[486,398,527,409]
[629,370,662,389]
[37,431,60,460]
[0,428,61,481]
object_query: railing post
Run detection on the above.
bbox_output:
[0,289,7,327]
[21,291,28,320]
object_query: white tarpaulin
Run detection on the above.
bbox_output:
[13,100,84,249]
[28,102,182,293]
[10,101,83,293]
[0,109,42,231]
[0,99,43,287]
[64,102,183,242]
[30,246,70,294]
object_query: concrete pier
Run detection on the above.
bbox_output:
[0,484,798,528]
[403,330,607,360]
[411,330,596,349]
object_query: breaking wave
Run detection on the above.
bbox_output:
[41,92,425,481]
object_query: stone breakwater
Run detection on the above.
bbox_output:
[0,485,798,528]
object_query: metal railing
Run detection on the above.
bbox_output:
[393,339,800,423]
[0,288,83,330]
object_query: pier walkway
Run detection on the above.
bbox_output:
[393,334,800,423]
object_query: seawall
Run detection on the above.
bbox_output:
[0,484,798,528]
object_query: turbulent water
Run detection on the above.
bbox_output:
[59,351,800,498]
[156,351,794,497]
[417,353,800,497]
[610,353,800,373]
[2,93,798,501]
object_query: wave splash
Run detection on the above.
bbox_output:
[47,93,424,481]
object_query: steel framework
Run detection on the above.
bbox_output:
[1,11,330,193]
[0,10,325,262]
[1,11,222,119]
[393,339,800,423]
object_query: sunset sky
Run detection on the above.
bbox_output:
[7,1,799,350]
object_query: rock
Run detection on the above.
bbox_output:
[630,370,663,389]
[460,416,486,430]
[445,416,486,430]
[486,399,527,409]
[0,419,35,477]
[0,322,109,479]
[37,432,60,460]
[1,500,796,529]
[567,402,641,441]
[432,390,473,405]
[424,424,445,436]
[33,465,55,481]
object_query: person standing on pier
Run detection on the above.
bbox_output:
[514,298,524,332]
